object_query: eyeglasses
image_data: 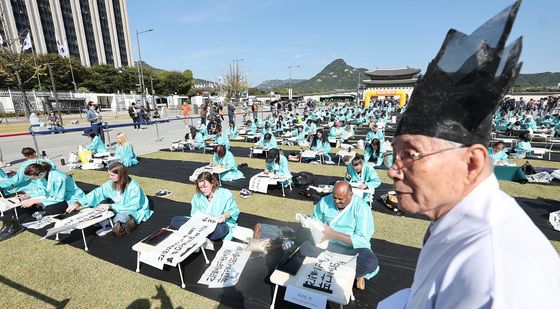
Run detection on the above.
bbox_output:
[390,145,465,172]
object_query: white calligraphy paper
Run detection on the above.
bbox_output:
[139,213,218,269]
[23,215,57,229]
[295,251,356,302]
[43,208,111,238]
[197,240,251,288]
[189,165,226,182]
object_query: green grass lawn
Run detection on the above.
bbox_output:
[0,147,558,308]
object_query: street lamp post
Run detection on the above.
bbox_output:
[136,28,153,110]
[288,65,300,100]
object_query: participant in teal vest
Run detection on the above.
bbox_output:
[329,122,344,140]
[365,122,385,142]
[257,133,278,149]
[311,182,378,282]
[364,138,385,167]
[265,148,292,186]
[23,163,85,212]
[512,132,532,158]
[212,145,244,181]
[9,147,57,195]
[304,119,317,135]
[0,167,15,195]
[170,172,239,241]
[228,121,239,138]
[342,124,355,140]
[214,126,230,150]
[488,141,509,165]
[310,130,331,161]
[198,123,209,138]
[246,120,258,135]
[345,156,381,201]
[115,133,138,167]
[67,163,153,225]
[84,129,108,154]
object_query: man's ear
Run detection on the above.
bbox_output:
[466,144,489,183]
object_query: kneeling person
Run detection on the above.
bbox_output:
[66,163,153,236]
[171,172,239,240]
[311,181,378,290]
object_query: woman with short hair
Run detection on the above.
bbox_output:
[84,129,108,154]
[170,172,239,240]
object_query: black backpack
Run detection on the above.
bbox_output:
[293,172,316,187]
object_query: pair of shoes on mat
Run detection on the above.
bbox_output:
[240,189,253,199]
[155,189,172,197]
[96,226,112,236]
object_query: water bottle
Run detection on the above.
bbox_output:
[32,211,45,221]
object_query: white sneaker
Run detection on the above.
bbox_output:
[96,226,112,236]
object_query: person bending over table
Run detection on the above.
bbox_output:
[66,162,153,237]
[214,125,230,149]
[309,129,331,162]
[185,126,205,150]
[488,141,509,165]
[212,145,244,181]
[311,181,378,290]
[0,161,80,241]
[6,147,57,195]
[509,131,532,159]
[257,133,278,150]
[22,162,85,215]
[265,148,292,186]
[228,121,239,139]
[170,172,239,240]
[83,128,108,154]
[345,155,381,201]
[364,138,385,167]
[115,133,138,167]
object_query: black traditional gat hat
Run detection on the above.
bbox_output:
[395,1,523,145]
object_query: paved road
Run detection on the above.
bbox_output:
[0,117,201,172]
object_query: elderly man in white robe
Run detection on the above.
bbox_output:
[379,2,560,308]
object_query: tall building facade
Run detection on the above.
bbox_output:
[0,0,134,67]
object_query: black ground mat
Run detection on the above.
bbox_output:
[24,182,420,309]
[129,156,559,239]
[516,197,560,241]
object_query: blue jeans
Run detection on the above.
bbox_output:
[327,242,379,277]
[170,216,229,241]
[101,212,132,228]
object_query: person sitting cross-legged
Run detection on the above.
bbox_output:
[66,163,153,237]
[170,172,239,240]
[212,145,244,182]
[311,181,379,290]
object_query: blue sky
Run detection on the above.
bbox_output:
[128,0,560,86]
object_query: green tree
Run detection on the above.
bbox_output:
[35,54,87,91]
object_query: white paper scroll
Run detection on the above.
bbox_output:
[248,172,286,194]
[189,165,226,182]
[197,240,251,288]
[139,213,218,269]
[43,207,110,238]
[308,219,329,249]
[295,251,357,300]
[301,150,318,159]
[22,215,58,230]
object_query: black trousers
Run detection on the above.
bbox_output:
[91,123,105,142]
[130,116,140,129]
